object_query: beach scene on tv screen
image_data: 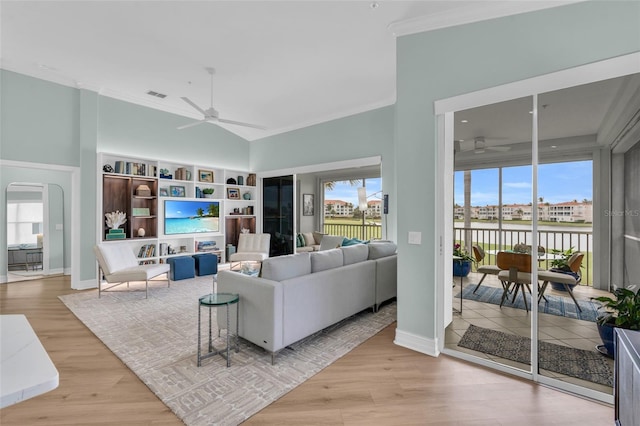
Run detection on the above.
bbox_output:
[165,200,219,235]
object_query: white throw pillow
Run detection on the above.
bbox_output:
[302,232,316,247]
[319,235,344,251]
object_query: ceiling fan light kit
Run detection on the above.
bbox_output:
[178,67,265,131]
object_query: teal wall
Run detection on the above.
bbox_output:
[251,105,397,241]
[1,70,251,284]
[251,106,394,171]
[98,97,250,170]
[395,1,640,343]
[1,70,80,166]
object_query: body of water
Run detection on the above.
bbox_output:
[165,217,219,235]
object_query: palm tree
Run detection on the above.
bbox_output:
[324,179,362,190]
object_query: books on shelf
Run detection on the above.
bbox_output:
[112,161,156,177]
[137,243,156,258]
[196,240,218,252]
[106,228,126,240]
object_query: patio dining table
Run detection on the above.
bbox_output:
[485,249,564,261]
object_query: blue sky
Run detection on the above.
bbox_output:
[454,160,592,206]
[325,178,382,206]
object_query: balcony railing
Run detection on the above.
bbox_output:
[454,226,593,285]
[323,223,382,241]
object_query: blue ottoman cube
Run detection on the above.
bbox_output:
[192,253,218,276]
[167,256,195,281]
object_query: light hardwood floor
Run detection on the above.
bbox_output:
[1,276,613,425]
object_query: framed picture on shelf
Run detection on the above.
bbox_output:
[159,187,169,197]
[227,187,240,199]
[170,185,186,197]
[303,193,314,216]
[199,169,214,183]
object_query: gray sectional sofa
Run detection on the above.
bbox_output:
[216,241,397,363]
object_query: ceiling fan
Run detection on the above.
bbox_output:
[178,67,265,130]
[455,137,511,154]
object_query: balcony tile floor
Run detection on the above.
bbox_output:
[446,271,614,394]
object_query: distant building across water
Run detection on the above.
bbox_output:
[454,200,593,223]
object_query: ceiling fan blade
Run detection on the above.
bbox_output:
[180,97,207,115]
[217,118,266,130]
[177,119,208,130]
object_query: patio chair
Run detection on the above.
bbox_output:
[538,252,584,312]
[471,245,501,294]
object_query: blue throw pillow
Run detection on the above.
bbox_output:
[296,234,304,248]
[342,237,365,246]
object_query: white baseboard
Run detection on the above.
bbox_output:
[394,328,439,357]
[74,278,97,290]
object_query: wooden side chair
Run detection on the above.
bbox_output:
[496,251,535,312]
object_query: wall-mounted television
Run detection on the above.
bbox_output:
[164,200,220,235]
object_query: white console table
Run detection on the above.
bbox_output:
[0,315,59,408]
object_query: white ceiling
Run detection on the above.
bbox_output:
[0,0,576,141]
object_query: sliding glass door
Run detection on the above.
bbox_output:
[443,70,639,401]
[449,96,533,375]
[262,175,294,257]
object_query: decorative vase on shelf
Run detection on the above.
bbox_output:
[243,192,251,200]
[137,227,146,237]
[453,260,472,277]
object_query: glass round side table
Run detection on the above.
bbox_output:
[197,292,239,367]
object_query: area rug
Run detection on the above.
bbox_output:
[458,324,613,387]
[458,284,601,322]
[59,277,396,425]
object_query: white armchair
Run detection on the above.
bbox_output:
[94,244,170,298]
[229,233,271,269]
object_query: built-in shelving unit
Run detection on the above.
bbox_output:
[97,153,259,265]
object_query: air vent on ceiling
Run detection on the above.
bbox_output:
[146,90,167,99]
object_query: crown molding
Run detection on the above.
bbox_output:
[387,1,582,37]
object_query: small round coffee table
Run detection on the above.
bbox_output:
[197,292,239,367]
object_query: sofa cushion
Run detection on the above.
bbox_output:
[261,253,311,281]
[368,242,397,260]
[340,244,369,265]
[310,248,344,273]
[319,235,344,251]
[302,232,315,247]
[296,233,304,247]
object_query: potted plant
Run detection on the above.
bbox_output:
[202,188,215,198]
[453,243,475,277]
[548,247,580,291]
[592,286,640,358]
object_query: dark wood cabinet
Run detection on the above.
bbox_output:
[225,216,256,248]
[102,175,157,240]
